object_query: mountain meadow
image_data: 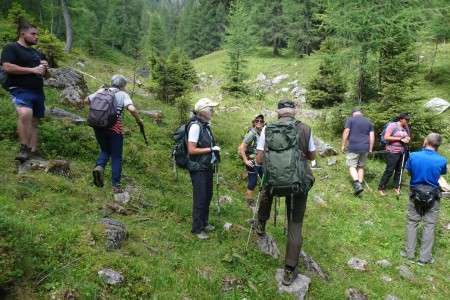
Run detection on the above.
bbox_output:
[1,1,450,299]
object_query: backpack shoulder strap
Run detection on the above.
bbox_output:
[295,120,312,156]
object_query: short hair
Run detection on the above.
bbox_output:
[111,75,127,88]
[17,21,36,35]
[277,107,296,118]
[425,133,442,148]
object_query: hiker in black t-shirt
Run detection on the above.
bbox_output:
[1,21,50,162]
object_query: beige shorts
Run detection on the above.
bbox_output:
[346,152,368,168]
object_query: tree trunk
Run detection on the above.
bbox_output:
[61,0,73,53]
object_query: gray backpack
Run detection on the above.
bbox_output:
[87,89,121,128]
[263,119,314,196]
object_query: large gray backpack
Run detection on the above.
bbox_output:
[87,88,121,128]
[262,119,314,196]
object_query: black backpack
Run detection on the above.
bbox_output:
[172,120,208,172]
[0,65,8,91]
[87,89,122,128]
[238,127,258,159]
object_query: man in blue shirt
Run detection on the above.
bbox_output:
[341,108,374,196]
[402,133,447,265]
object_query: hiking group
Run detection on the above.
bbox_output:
[2,21,447,289]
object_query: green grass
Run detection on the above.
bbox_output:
[1,44,450,299]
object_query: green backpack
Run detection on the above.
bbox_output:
[263,119,314,196]
[238,127,258,159]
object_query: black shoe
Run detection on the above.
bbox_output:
[15,145,30,162]
[93,166,104,187]
[354,182,363,196]
[282,266,299,286]
[311,164,322,170]
[417,259,435,266]
[252,219,266,236]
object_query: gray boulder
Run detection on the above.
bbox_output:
[98,268,123,285]
[18,158,70,177]
[424,97,450,114]
[275,269,310,300]
[313,137,338,157]
[99,218,128,251]
[345,288,368,300]
[45,67,88,105]
[257,234,280,259]
[46,106,85,125]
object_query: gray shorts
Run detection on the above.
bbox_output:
[346,152,368,168]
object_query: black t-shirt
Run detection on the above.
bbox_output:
[1,42,43,91]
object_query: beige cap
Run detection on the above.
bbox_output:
[195,98,219,112]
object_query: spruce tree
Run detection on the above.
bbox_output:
[221,0,256,96]
[250,0,286,57]
[147,48,198,104]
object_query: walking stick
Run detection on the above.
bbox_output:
[139,123,166,197]
[245,171,264,253]
[215,161,221,242]
[396,148,407,200]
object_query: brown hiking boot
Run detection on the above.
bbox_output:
[15,145,30,163]
[112,186,124,194]
[93,166,104,187]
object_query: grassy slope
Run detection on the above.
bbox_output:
[0,45,449,299]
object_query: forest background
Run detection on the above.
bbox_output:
[1,0,450,299]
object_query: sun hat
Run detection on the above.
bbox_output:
[194,98,219,111]
[253,114,264,121]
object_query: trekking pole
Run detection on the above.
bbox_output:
[284,197,288,235]
[245,172,264,253]
[396,147,408,200]
[274,197,278,228]
[215,161,221,242]
[138,123,166,197]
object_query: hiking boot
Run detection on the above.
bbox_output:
[282,266,299,286]
[15,145,30,163]
[252,219,266,236]
[378,189,387,196]
[400,250,414,263]
[29,150,41,159]
[204,224,215,232]
[418,259,435,266]
[112,186,123,194]
[196,231,209,240]
[393,188,401,196]
[246,198,255,207]
[93,166,104,187]
[354,182,363,196]
[311,164,322,170]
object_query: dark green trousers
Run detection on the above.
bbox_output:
[258,189,308,267]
